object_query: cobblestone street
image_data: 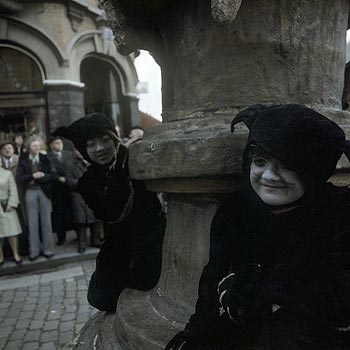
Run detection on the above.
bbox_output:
[0,260,98,350]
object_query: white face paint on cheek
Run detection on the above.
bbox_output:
[250,159,305,206]
[86,137,116,165]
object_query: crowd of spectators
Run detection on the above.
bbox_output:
[0,125,145,266]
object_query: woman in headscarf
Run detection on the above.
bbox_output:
[166,104,350,350]
[53,113,166,313]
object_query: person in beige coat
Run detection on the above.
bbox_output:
[0,163,22,265]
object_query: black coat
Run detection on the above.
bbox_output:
[78,145,166,312]
[47,150,74,231]
[47,150,73,177]
[65,157,97,224]
[167,183,350,350]
[16,153,58,198]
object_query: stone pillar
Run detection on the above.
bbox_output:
[45,81,85,132]
[74,1,350,349]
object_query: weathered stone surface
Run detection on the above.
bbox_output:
[46,85,85,131]
[129,118,247,182]
[130,107,350,184]
[100,0,349,120]
[211,0,242,23]
[72,312,121,350]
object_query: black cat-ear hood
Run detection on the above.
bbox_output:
[52,112,117,162]
[231,104,267,132]
[232,104,349,184]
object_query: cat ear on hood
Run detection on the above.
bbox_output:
[231,104,267,133]
[52,126,79,144]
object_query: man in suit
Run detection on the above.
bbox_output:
[47,137,74,246]
[17,135,57,260]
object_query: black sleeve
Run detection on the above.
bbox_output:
[78,153,131,223]
[290,226,350,328]
[16,158,34,184]
[37,157,58,184]
[253,213,350,331]
[65,162,79,190]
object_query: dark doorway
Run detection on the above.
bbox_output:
[80,57,123,127]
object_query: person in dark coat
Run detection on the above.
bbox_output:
[53,113,166,312]
[166,104,350,350]
[65,148,102,253]
[47,136,74,245]
[16,135,58,260]
[13,134,26,156]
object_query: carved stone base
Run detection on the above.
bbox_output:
[72,312,122,350]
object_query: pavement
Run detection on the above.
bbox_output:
[0,231,99,277]
[0,259,99,350]
[0,231,102,350]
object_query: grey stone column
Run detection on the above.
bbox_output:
[45,82,85,132]
[74,1,350,349]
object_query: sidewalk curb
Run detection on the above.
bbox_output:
[0,248,98,277]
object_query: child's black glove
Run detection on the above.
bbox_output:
[217,263,267,325]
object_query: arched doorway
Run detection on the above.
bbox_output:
[80,56,124,128]
[0,45,47,142]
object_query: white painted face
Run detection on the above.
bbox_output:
[250,153,305,206]
[86,134,116,165]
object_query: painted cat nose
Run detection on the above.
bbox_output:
[95,144,105,151]
[262,168,281,181]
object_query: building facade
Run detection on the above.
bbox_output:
[0,0,140,143]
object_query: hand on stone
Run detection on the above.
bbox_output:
[123,136,140,148]
[5,206,14,212]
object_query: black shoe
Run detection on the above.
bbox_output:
[77,247,86,254]
[29,255,39,262]
[13,258,22,266]
[57,241,65,246]
[43,254,54,259]
[91,242,102,248]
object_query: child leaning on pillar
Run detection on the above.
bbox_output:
[53,113,166,313]
[166,104,350,350]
